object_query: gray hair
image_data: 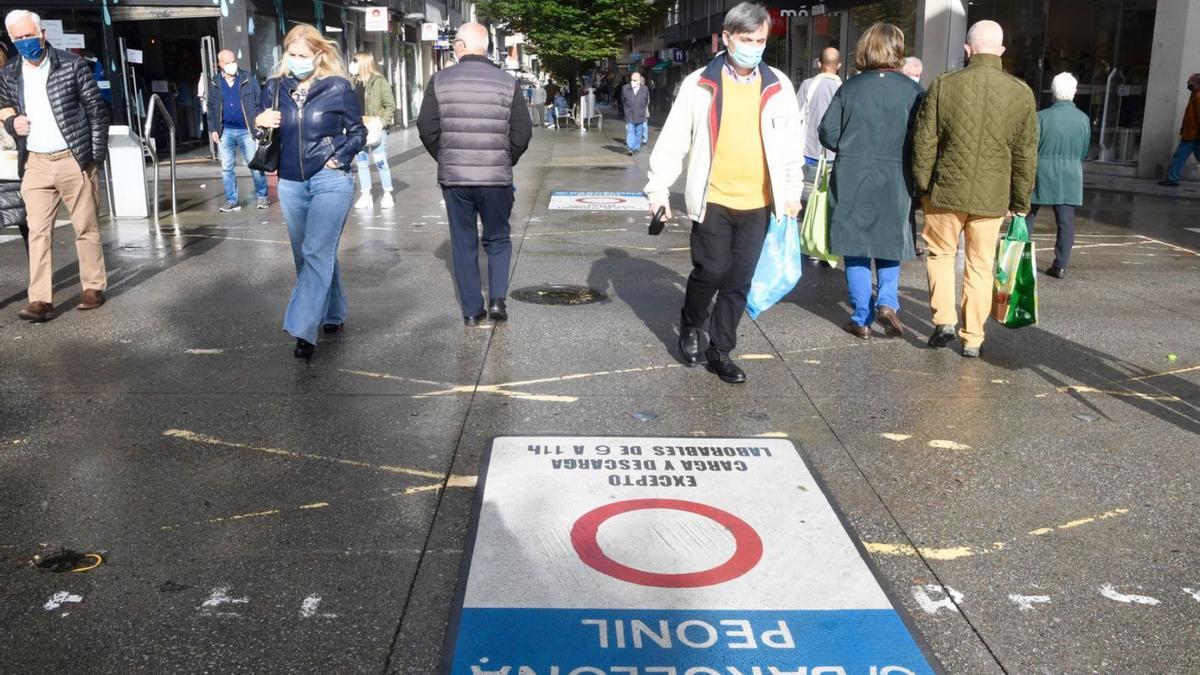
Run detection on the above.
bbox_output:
[1051,72,1078,101]
[5,9,41,32]
[723,2,770,35]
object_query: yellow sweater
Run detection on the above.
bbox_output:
[707,71,770,210]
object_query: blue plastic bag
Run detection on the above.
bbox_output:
[746,214,803,320]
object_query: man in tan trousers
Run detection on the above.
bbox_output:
[912,20,1038,358]
[0,9,109,323]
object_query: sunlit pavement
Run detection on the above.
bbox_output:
[1,123,1198,673]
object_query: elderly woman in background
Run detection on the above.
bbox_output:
[0,50,26,250]
[818,22,923,339]
[1029,72,1090,280]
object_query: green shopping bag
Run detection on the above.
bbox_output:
[991,215,1039,328]
[800,153,839,268]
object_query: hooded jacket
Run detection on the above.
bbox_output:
[644,54,804,223]
[0,47,109,176]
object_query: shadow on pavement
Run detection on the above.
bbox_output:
[587,247,685,359]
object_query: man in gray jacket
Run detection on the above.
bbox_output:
[418,22,532,326]
[795,47,840,202]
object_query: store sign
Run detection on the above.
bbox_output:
[420,22,439,41]
[127,49,144,65]
[42,19,65,44]
[444,436,937,674]
[672,48,686,63]
[434,37,451,50]
[711,33,719,54]
[57,33,86,49]
[364,7,388,32]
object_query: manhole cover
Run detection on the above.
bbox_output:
[511,285,607,306]
[29,547,104,573]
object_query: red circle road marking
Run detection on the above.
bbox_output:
[570,498,763,588]
[576,196,626,205]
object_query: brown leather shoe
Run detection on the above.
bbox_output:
[875,305,904,337]
[77,289,105,310]
[843,322,871,340]
[18,301,56,322]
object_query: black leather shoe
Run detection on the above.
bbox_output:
[705,349,746,384]
[322,323,342,335]
[488,298,508,322]
[928,324,957,348]
[293,338,315,360]
[1045,265,1066,279]
[464,312,488,327]
[678,321,701,367]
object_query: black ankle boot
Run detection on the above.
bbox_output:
[294,338,315,359]
[705,349,746,384]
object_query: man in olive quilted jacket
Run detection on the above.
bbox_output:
[912,20,1038,358]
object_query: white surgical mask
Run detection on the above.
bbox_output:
[222,63,238,76]
[349,62,360,76]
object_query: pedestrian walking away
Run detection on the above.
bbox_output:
[1029,72,1090,280]
[644,2,803,385]
[0,49,28,254]
[1157,73,1200,186]
[818,22,923,341]
[796,47,841,204]
[256,24,366,360]
[349,51,397,210]
[209,49,268,212]
[622,73,650,154]
[912,19,1038,358]
[417,22,533,327]
[0,9,110,323]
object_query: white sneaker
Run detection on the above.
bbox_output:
[380,192,394,208]
[354,192,372,209]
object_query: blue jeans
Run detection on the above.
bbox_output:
[626,121,647,152]
[1167,139,1200,182]
[277,168,355,343]
[844,256,900,326]
[219,128,268,203]
[355,129,393,193]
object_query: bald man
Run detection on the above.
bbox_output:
[418,22,533,325]
[912,20,1038,358]
[207,48,267,212]
[796,47,841,202]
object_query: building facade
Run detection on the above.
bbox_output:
[632,0,1200,179]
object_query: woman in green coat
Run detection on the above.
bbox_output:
[1029,72,1091,279]
[818,22,923,340]
[350,52,398,209]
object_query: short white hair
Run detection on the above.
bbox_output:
[1051,72,1078,101]
[4,9,41,32]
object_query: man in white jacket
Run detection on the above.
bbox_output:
[644,2,803,384]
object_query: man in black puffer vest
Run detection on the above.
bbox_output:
[418,22,532,326]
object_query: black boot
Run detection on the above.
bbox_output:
[488,298,508,321]
[294,338,315,359]
[678,313,701,367]
[928,324,956,348]
[705,348,746,384]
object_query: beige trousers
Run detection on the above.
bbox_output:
[921,199,1004,348]
[21,152,107,304]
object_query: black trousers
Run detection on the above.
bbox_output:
[442,185,515,317]
[1028,204,1075,269]
[682,203,770,354]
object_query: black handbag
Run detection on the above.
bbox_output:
[248,80,281,173]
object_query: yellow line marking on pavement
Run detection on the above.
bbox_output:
[880,433,912,442]
[867,507,1131,561]
[160,503,334,531]
[1121,365,1200,382]
[739,354,775,360]
[1028,508,1129,536]
[163,429,444,479]
[754,432,788,438]
[1057,385,1181,401]
[337,369,455,388]
[400,475,478,495]
[186,348,225,355]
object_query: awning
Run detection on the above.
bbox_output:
[652,61,671,73]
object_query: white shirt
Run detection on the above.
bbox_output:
[22,58,70,153]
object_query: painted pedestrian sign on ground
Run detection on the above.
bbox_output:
[444,436,937,674]
[549,191,650,211]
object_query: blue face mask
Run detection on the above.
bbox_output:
[287,55,315,79]
[728,40,765,70]
[14,37,45,62]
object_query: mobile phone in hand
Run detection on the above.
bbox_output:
[648,205,666,236]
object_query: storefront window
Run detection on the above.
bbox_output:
[846,0,917,73]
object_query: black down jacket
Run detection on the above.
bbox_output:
[0,180,24,228]
[0,48,110,177]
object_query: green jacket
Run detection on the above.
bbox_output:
[360,73,396,126]
[1031,101,1090,206]
[912,54,1039,216]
